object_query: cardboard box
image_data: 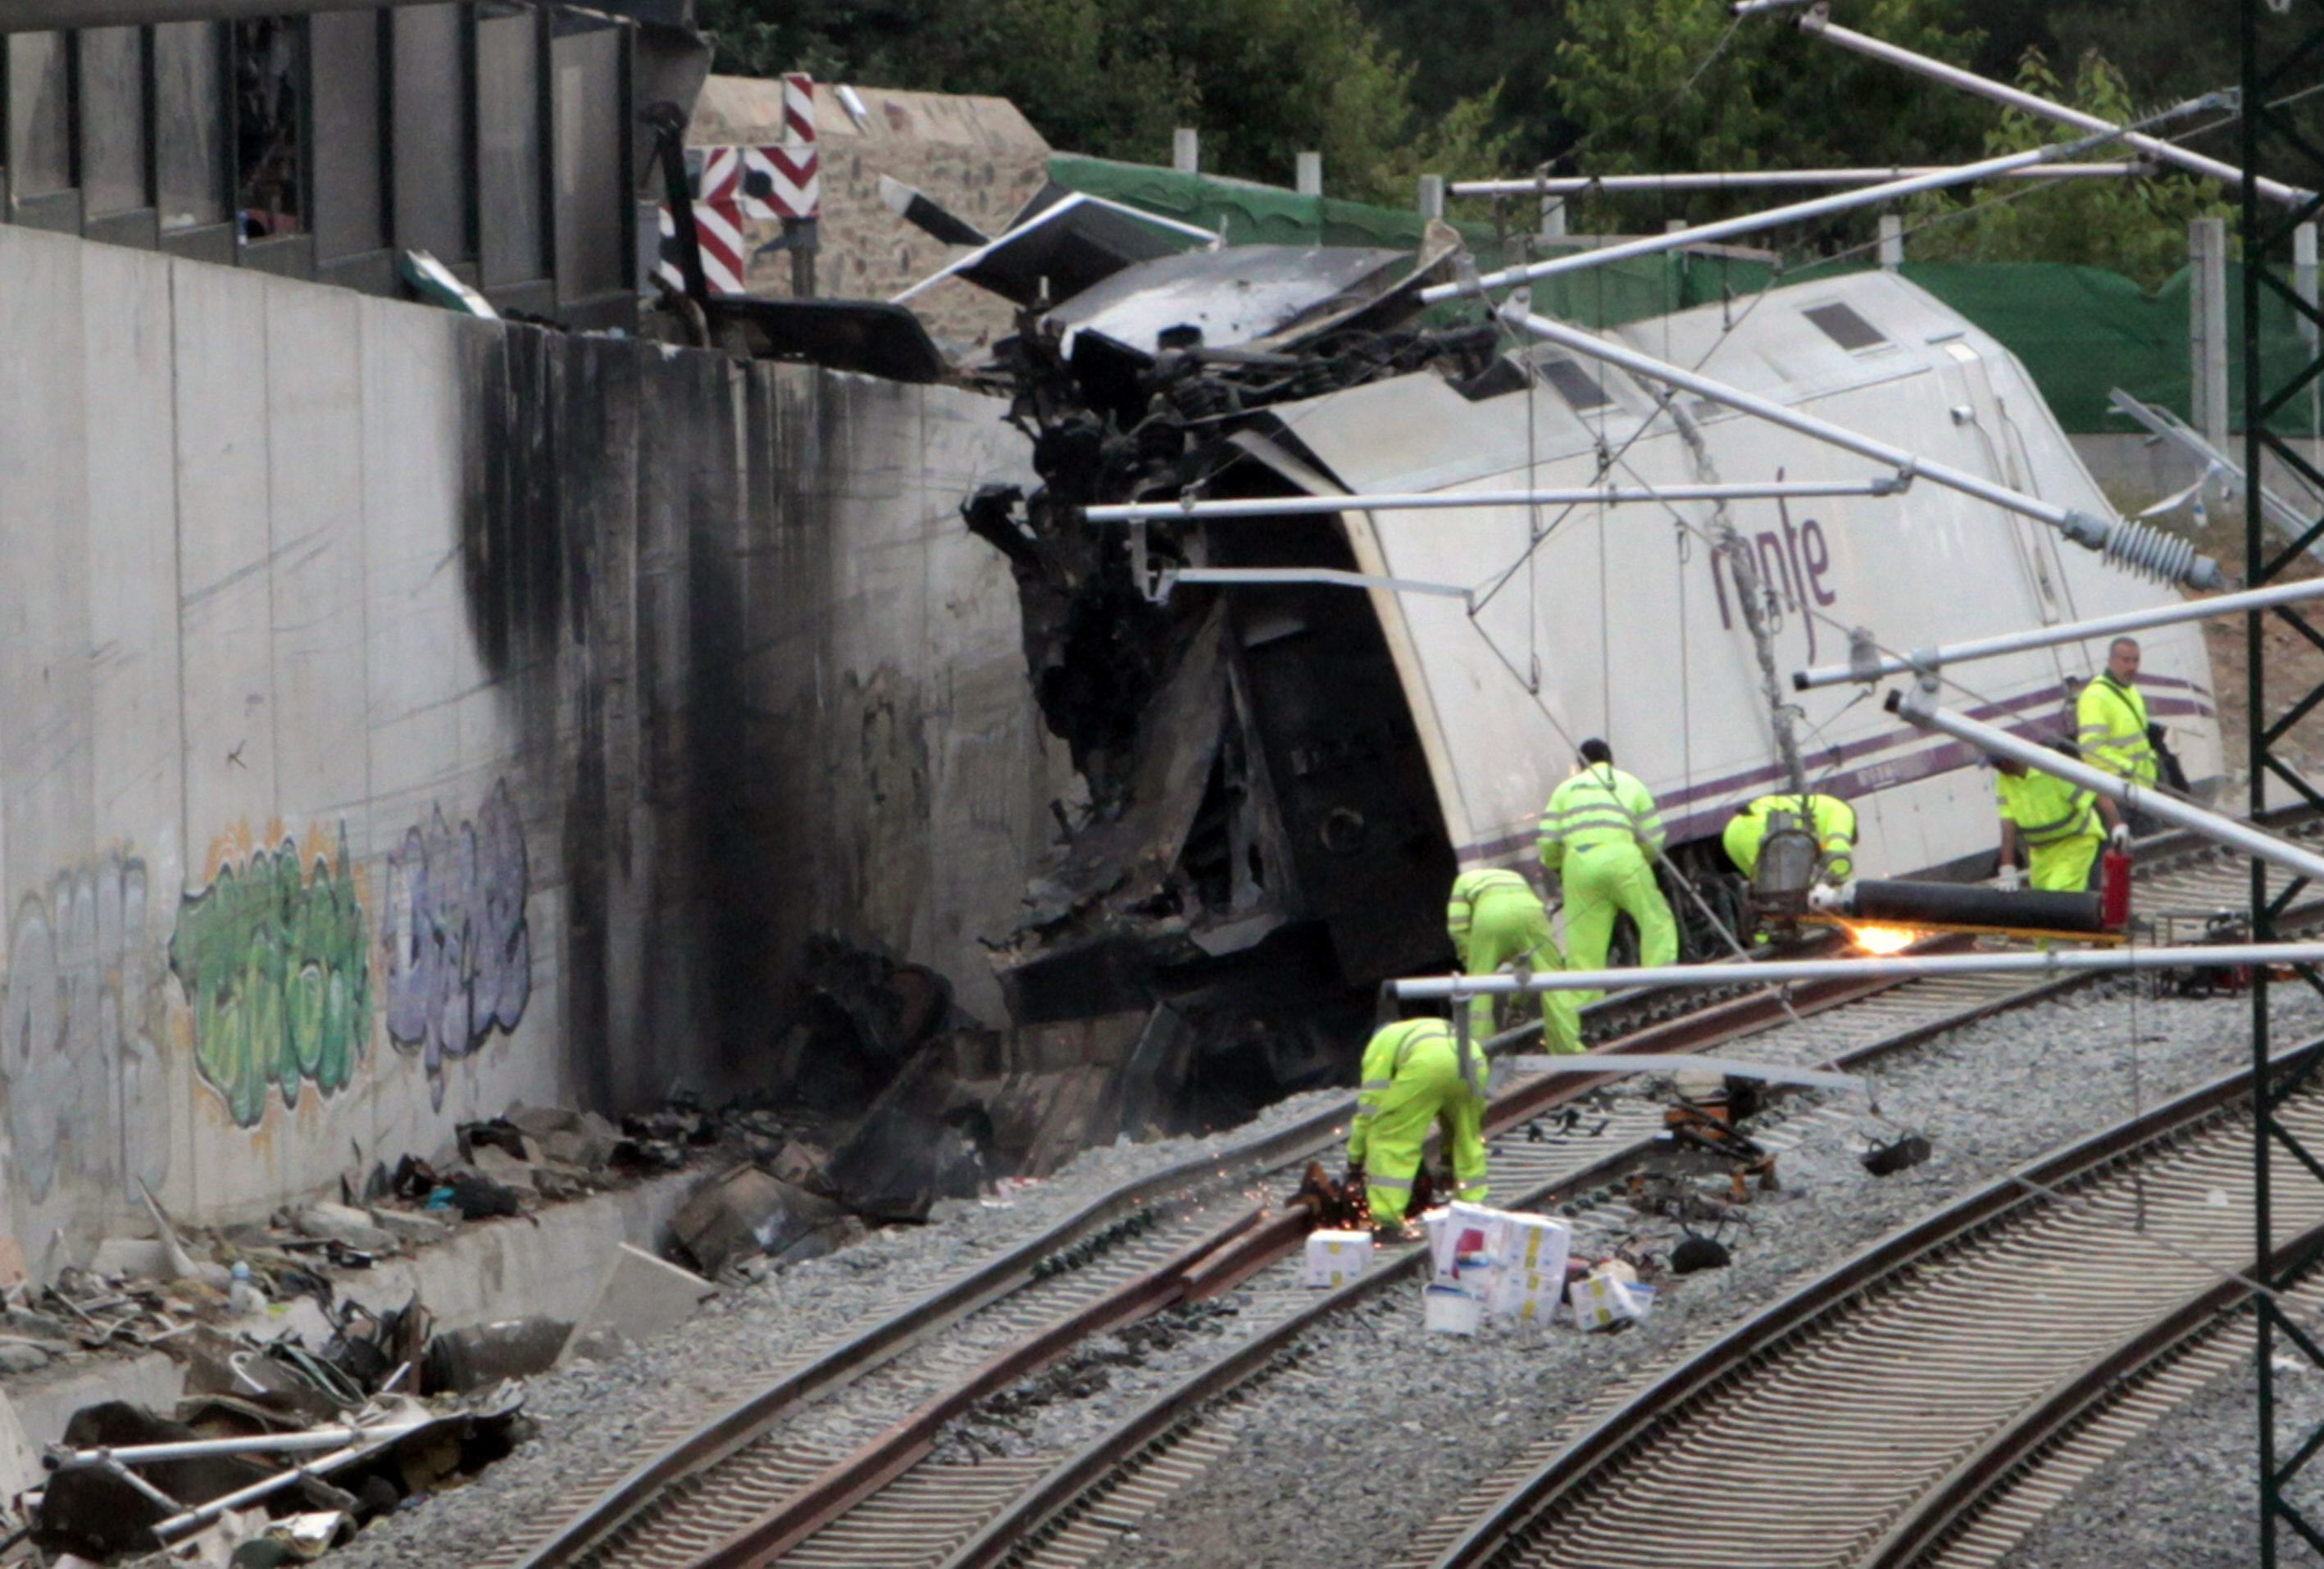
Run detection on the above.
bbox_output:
[1423,1204,1572,1320]
[1495,1212,1570,1286]
[1488,1269,1563,1323]
[1304,1228,1375,1288]
[1425,1200,1511,1289]
[1570,1272,1658,1330]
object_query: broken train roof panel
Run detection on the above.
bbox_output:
[1230,268,2219,872]
[1048,243,1417,357]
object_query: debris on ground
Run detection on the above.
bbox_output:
[31,1385,530,1564]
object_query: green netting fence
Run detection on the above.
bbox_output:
[1049,153,2321,437]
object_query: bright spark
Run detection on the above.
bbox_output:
[1850,923,1921,957]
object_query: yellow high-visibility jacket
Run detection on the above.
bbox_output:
[1538,765,1666,873]
[1996,770,2099,848]
[2076,675,2158,787]
[1446,868,1536,963]
[1726,794,1858,882]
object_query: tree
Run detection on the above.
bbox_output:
[1899,47,2231,289]
[1548,0,1990,230]
[693,0,1514,207]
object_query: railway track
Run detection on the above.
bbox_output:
[1420,1039,2324,1569]
[498,827,2296,1569]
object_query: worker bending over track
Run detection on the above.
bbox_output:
[1723,792,1858,884]
[1539,738,1677,1002]
[1992,750,2129,893]
[1346,1018,1488,1232]
[1448,868,1581,1055]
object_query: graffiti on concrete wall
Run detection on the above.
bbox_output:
[0,853,172,1203]
[383,779,531,1111]
[169,828,371,1128]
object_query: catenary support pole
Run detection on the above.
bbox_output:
[1084,478,1909,525]
[1392,943,2324,1000]
[1792,578,2324,690]
[2194,216,2234,450]
[1887,684,2324,885]
[1501,307,2225,589]
[1792,7,2310,205]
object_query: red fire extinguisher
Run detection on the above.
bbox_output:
[2099,848,2132,930]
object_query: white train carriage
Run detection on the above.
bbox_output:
[1245,269,2222,883]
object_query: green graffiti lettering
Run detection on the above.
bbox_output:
[169,830,370,1128]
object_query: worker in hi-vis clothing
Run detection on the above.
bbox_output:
[1722,793,1859,884]
[1993,751,2129,893]
[1539,738,1678,1002]
[1447,868,1581,1055]
[1345,1017,1488,1231]
[2076,636,2159,833]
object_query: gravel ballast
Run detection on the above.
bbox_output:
[318,1085,1355,1569]
[1995,1337,2324,1567]
[1087,985,2322,1568]
[320,983,2314,1568]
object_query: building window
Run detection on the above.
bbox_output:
[234,18,305,239]
[156,21,228,230]
[7,31,75,201]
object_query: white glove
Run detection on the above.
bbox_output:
[2109,823,2132,853]
[1998,863,2022,892]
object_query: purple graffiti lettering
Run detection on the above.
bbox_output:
[0,856,168,1205]
[383,780,531,1111]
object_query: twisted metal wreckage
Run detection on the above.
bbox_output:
[649,95,2230,1100]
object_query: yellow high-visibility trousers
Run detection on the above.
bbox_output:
[1347,1025,1489,1226]
[1561,840,1678,1003]
[2030,833,2102,894]
[1464,886,1580,1054]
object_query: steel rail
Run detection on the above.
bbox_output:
[930,830,2324,1569]
[506,962,1834,1567]
[1858,1241,2324,1569]
[682,1209,1260,1568]
[511,818,2294,1568]
[1427,1040,2324,1568]
[930,954,2144,1569]
[665,948,1943,1569]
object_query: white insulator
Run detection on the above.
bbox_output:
[2101,516,2213,588]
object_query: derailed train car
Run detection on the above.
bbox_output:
[956,211,2218,1045]
[1235,269,2222,888]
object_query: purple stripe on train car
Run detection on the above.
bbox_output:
[1458,687,2213,862]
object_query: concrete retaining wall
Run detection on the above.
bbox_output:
[0,222,1062,1278]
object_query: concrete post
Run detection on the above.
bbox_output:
[1295,152,1322,198]
[1172,128,1199,175]
[1417,175,1445,221]
[1665,216,1688,233]
[2298,222,2318,447]
[1879,212,1904,270]
[2190,216,2231,450]
[1540,197,1568,239]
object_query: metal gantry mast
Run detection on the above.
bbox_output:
[2244,0,2324,1556]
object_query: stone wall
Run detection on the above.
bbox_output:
[0,222,1063,1279]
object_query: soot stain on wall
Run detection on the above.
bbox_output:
[460,325,579,680]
